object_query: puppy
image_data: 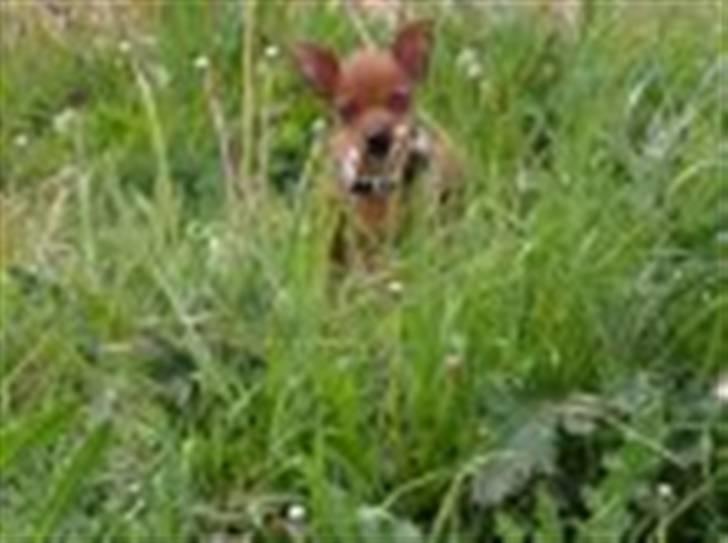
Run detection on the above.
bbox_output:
[293,19,461,272]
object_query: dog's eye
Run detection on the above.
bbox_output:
[388,89,410,113]
[337,99,360,121]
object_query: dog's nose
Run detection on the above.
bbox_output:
[366,130,392,159]
[350,179,374,195]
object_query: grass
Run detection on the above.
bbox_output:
[1,1,726,541]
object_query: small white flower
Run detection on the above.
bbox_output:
[456,47,478,70]
[311,117,327,135]
[53,108,76,135]
[286,503,306,523]
[657,483,674,500]
[13,134,29,148]
[193,55,210,71]
[466,62,483,80]
[387,280,404,295]
[118,40,131,54]
[456,47,484,81]
[264,45,280,60]
[714,373,728,404]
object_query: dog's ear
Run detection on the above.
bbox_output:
[292,42,340,100]
[392,19,434,82]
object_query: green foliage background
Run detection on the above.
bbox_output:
[1,2,725,541]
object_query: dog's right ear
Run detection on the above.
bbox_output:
[292,43,340,100]
[392,19,434,82]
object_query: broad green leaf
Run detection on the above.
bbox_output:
[471,405,558,508]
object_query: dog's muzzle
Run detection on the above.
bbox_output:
[350,176,395,196]
[339,147,395,197]
[337,123,430,197]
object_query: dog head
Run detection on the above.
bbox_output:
[293,20,434,198]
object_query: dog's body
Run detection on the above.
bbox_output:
[293,20,461,270]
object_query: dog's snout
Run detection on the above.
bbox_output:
[366,130,392,159]
[351,179,374,195]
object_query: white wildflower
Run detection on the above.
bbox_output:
[657,483,674,500]
[387,280,404,295]
[53,108,76,135]
[193,55,210,71]
[13,134,29,148]
[286,503,306,523]
[456,47,478,70]
[714,373,728,404]
[466,62,483,80]
[456,47,483,81]
[311,117,327,135]
[264,45,280,60]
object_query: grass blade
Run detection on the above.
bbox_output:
[32,420,112,543]
[0,404,78,473]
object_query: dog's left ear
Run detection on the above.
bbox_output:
[392,19,434,82]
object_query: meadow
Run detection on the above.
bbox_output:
[0,1,725,541]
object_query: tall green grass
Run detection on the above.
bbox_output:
[1,2,724,541]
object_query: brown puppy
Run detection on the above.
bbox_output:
[293,20,460,271]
